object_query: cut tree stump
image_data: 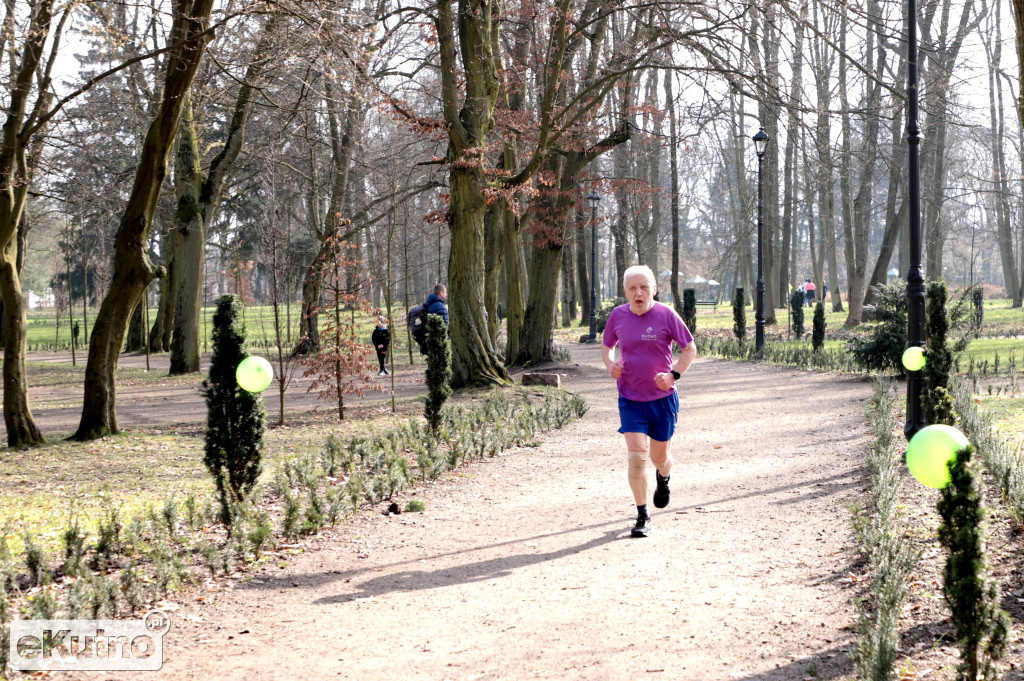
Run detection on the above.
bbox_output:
[522,373,560,388]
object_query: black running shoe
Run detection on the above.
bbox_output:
[631,512,652,537]
[653,471,671,509]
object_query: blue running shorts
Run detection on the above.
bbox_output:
[617,392,679,442]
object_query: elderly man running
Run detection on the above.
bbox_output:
[602,265,697,537]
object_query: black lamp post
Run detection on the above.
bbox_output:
[587,191,601,342]
[904,0,926,439]
[753,128,768,352]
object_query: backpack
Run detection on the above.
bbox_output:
[407,304,428,345]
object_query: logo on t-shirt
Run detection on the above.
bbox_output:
[641,326,657,341]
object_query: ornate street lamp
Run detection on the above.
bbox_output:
[905,0,926,439]
[753,129,768,352]
[587,191,601,342]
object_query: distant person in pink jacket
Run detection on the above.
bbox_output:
[804,279,816,307]
[602,265,697,537]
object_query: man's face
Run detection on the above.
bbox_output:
[439,287,447,301]
[624,273,655,314]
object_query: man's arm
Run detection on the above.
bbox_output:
[674,341,697,376]
[602,343,622,379]
[655,341,697,391]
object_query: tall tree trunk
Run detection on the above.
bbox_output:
[502,203,525,362]
[865,111,908,307]
[639,73,661,275]
[1013,0,1024,131]
[665,67,682,317]
[74,0,215,440]
[612,133,630,284]
[125,298,145,351]
[1,224,42,446]
[0,0,56,447]
[513,128,629,367]
[845,1,886,325]
[801,135,823,295]
[150,228,177,351]
[838,10,856,323]
[921,0,980,279]
[484,204,504,345]
[295,83,362,355]
[779,0,805,297]
[727,90,755,300]
[449,165,508,385]
[575,203,591,326]
[169,95,204,374]
[751,3,779,324]
[517,241,563,363]
[169,19,274,373]
[560,242,573,326]
[987,4,1021,305]
[809,1,843,312]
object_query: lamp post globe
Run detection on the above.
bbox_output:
[753,128,768,352]
[587,191,601,342]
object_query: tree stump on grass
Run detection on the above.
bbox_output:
[522,373,560,388]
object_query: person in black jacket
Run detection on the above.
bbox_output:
[371,315,390,376]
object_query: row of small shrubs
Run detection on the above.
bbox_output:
[696,334,863,372]
[271,387,588,539]
[952,378,1024,525]
[961,351,1020,383]
[0,491,233,675]
[0,386,587,678]
[850,378,920,681]
[853,376,1014,680]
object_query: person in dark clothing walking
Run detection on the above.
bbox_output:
[372,315,390,376]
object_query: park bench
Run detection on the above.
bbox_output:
[694,300,718,311]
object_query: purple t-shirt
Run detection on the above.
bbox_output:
[602,302,693,402]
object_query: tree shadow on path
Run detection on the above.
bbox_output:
[314,525,624,604]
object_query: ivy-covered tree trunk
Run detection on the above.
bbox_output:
[436,0,508,388]
[449,167,509,386]
[169,95,204,374]
[514,242,563,365]
[74,0,215,440]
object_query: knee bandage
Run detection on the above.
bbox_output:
[653,454,674,478]
[628,450,648,485]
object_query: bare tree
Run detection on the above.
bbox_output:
[74,0,217,440]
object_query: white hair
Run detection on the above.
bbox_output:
[622,264,657,290]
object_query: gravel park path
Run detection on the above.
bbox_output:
[61,351,878,681]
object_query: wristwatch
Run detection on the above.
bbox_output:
[671,370,681,381]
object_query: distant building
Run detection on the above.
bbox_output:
[25,289,54,309]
